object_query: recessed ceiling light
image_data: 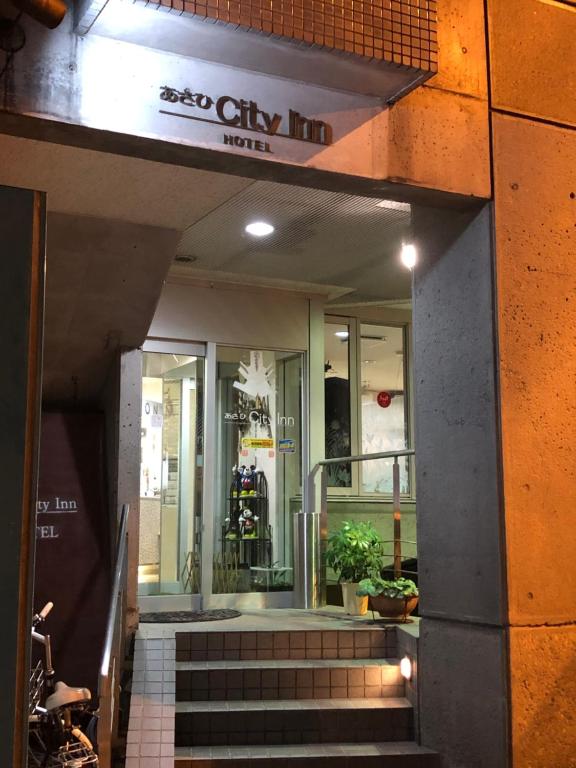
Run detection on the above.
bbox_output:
[376,200,411,212]
[245,221,274,237]
[334,331,349,339]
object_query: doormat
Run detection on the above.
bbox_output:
[139,609,242,623]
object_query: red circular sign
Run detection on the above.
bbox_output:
[377,391,392,408]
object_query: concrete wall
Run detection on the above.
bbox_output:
[485,1,576,765]
[43,214,179,404]
[0,186,45,768]
[0,0,489,202]
[2,1,575,765]
[412,2,576,766]
[413,204,510,768]
[117,349,143,633]
[386,0,490,197]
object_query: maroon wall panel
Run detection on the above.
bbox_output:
[35,412,111,694]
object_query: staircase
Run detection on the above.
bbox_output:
[173,627,439,767]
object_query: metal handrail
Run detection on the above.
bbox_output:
[98,503,129,768]
[318,448,415,467]
[296,450,415,609]
[100,503,129,682]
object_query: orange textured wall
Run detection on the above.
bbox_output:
[494,115,576,627]
[488,0,576,126]
[494,113,576,766]
[509,627,576,767]
[386,0,490,197]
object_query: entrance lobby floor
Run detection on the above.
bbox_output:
[137,607,420,639]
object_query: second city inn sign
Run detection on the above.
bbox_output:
[159,85,333,154]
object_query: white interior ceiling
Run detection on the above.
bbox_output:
[174,180,412,303]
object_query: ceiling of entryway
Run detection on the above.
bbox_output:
[174,180,412,303]
[0,133,413,402]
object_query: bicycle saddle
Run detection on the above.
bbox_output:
[45,681,92,711]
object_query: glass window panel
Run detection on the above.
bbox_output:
[360,324,409,494]
[215,347,303,593]
[324,322,352,487]
[139,351,204,595]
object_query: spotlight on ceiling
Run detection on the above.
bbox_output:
[245,221,274,237]
[400,242,417,270]
[334,331,349,339]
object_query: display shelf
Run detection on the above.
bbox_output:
[223,465,272,569]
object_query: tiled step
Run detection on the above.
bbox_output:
[175,698,413,747]
[176,629,396,662]
[175,742,440,767]
[176,658,403,701]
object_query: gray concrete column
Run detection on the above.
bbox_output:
[118,348,143,634]
[0,186,45,768]
[413,205,510,767]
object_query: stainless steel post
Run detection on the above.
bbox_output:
[293,510,321,608]
[393,457,402,579]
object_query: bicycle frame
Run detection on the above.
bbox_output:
[28,602,99,768]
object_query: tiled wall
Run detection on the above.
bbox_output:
[152,0,438,71]
[177,660,404,701]
[175,629,398,661]
[126,637,176,768]
[176,701,413,747]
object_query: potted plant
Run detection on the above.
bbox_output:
[326,521,383,616]
[357,575,419,621]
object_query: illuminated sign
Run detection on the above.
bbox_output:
[159,85,333,152]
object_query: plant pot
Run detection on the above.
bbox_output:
[341,582,368,616]
[368,595,419,621]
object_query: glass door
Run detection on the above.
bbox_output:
[138,342,304,608]
[210,346,304,599]
[138,348,205,597]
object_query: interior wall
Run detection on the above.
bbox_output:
[148,281,311,352]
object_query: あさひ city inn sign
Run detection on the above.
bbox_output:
[159,85,333,155]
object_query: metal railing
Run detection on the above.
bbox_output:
[98,503,129,768]
[294,450,415,609]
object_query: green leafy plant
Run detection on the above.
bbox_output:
[326,521,383,583]
[357,576,419,599]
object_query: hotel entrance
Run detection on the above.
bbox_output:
[138,342,304,611]
[130,177,426,616]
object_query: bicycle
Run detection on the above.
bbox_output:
[28,602,99,767]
